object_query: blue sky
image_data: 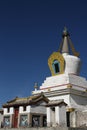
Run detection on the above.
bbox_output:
[0,0,87,107]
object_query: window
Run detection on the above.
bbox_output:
[4,116,10,127]
[66,112,70,127]
[20,115,28,127]
[52,60,60,74]
[32,115,40,127]
[54,63,59,73]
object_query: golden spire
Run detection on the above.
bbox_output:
[58,27,79,57]
[34,82,38,91]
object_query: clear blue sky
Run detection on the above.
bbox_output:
[0,0,87,107]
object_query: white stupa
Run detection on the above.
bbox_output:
[32,27,87,112]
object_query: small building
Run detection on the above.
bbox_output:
[2,93,67,128]
[2,93,48,128]
[2,27,87,128]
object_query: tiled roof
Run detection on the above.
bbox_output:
[3,93,49,107]
[46,99,67,107]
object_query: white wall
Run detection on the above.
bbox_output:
[19,105,31,114]
[30,102,46,114]
[48,95,70,106]
[40,74,68,89]
[70,94,87,107]
[47,107,51,126]
[69,75,87,89]
[55,105,66,126]
[0,113,3,127]
[4,107,14,115]
[59,105,66,126]
[63,54,81,75]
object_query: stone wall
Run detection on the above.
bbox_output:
[76,111,87,127]
[0,127,87,130]
[70,110,87,127]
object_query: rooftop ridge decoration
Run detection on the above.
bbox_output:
[3,92,49,107]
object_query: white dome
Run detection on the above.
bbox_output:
[63,53,81,75]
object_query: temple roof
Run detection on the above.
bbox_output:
[58,27,79,57]
[46,99,67,107]
[3,93,49,108]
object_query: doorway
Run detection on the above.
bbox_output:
[13,108,19,128]
[66,112,70,127]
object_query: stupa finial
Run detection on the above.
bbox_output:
[34,82,38,91]
[58,27,79,56]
